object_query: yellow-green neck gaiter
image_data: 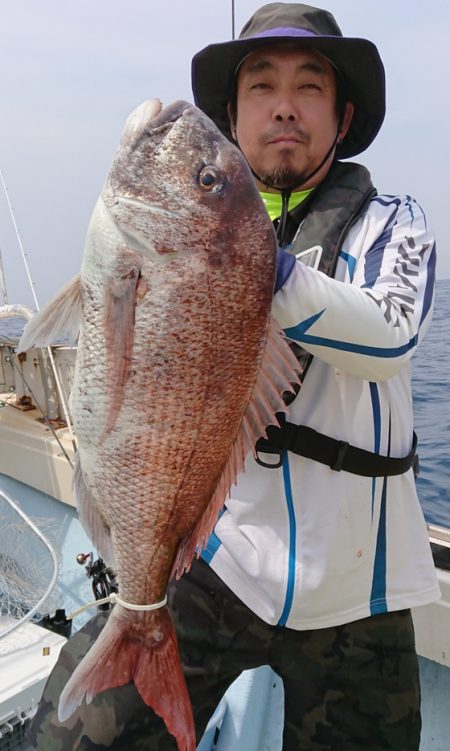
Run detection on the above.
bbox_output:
[260,189,314,221]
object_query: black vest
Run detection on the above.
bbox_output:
[256,162,418,478]
[277,160,377,384]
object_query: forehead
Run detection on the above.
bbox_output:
[238,44,334,79]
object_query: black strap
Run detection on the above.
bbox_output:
[255,422,418,477]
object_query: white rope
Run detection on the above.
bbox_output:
[67,592,168,621]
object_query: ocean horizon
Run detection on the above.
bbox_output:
[412,277,450,528]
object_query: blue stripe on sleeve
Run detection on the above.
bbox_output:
[369,382,381,518]
[362,223,395,289]
[277,451,297,627]
[370,417,391,615]
[372,196,402,209]
[370,474,388,615]
[420,242,436,326]
[201,530,222,564]
[338,251,357,282]
[274,248,296,293]
[284,313,418,358]
[369,383,381,454]
[200,508,227,564]
[360,199,401,289]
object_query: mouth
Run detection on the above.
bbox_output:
[144,100,192,146]
[149,100,191,129]
[267,135,303,145]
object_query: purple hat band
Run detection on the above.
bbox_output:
[246,27,320,40]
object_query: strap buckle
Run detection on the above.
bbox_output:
[330,440,349,471]
[255,447,284,470]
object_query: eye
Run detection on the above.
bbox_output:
[250,81,271,90]
[300,83,321,91]
[198,165,225,193]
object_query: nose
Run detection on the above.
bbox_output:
[272,96,298,123]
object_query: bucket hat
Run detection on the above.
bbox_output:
[191,2,385,159]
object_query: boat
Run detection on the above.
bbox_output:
[0,175,449,750]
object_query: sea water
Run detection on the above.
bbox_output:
[1,279,449,527]
[412,278,450,527]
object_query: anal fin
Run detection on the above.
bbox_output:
[73,453,115,566]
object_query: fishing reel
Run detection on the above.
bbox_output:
[76,552,119,610]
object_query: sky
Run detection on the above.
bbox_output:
[0,0,449,309]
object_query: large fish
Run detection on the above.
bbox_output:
[19,99,299,751]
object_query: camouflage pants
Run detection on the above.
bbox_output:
[28,558,421,750]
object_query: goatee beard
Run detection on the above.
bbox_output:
[259,166,307,191]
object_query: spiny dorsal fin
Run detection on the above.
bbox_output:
[171,316,301,579]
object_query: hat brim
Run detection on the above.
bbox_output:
[191,35,385,159]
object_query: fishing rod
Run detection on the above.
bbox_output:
[0,246,8,305]
[0,169,77,455]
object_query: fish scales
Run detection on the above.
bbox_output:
[78,253,273,596]
[18,99,300,751]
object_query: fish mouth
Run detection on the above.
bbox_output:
[146,100,193,145]
[150,100,192,128]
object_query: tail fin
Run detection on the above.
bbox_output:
[58,605,195,751]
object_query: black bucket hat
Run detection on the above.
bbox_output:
[191,2,386,159]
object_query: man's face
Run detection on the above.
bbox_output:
[231,45,353,191]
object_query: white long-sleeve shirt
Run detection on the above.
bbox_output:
[202,192,440,629]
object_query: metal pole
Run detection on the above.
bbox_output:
[231,0,235,40]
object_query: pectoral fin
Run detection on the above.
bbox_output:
[101,262,141,438]
[18,275,82,352]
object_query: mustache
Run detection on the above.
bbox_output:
[262,126,309,144]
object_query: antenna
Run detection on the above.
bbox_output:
[231,0,235,40]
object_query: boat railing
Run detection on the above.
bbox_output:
[428,524,450,547]
[0,308,77,426]
[427,523,450,573]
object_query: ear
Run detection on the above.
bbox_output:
[227,102,237,140]
[339,101,355,141]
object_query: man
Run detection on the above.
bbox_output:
[29,4,439,750]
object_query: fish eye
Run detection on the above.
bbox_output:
[198,165,225,193]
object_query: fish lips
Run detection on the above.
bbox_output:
[137,100,198,149]
[149,100,192,132]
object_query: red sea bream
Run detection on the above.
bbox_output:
[19,99,299,751]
